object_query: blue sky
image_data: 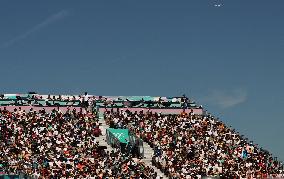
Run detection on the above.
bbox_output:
[0,0,284,160]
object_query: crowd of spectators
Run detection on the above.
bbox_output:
[104,109,284,178]
[0,107,158,178]
[1,93,284,178]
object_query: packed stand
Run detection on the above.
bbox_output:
[0,107,158,178]
[104,110,284,178]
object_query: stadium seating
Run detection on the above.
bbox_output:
[0,107,157,178]
[1,93,283,178]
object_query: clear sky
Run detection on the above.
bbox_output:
[0,0,284,160]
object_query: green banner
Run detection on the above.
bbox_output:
[107,128,129,144]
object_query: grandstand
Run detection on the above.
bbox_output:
[0,92,283,178]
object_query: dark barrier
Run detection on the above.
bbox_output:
[128,130,144,158]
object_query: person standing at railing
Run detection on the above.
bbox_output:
[181,94,189,112]
[82,92,89,112]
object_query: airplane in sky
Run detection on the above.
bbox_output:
[214,4,223,7]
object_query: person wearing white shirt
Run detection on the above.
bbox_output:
[82,92,89,110]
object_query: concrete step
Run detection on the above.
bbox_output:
[95,113,112,152]
[141,141,168,179]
